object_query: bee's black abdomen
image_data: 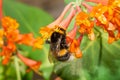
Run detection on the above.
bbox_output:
[57,52,70,61]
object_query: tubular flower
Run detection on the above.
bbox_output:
[90,4,108,24]
[33,37,44,49]
[85,0,108,5]
[0,16,41,72]
[76,0,120,43]
[2,16,19,32]
[37,3,73,48]
[38,3,75,49]
[76,12,95,40]
[66,24,77,44]
[17,53,41,73]
[17,33,35,46]
[69,35,83,58]
[0,29,4,47]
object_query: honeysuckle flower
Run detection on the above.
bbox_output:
[17,33,35,46]
[59,7,76,30]
[47,2,73,28]
[90,4,108,24]
[37,3,75,49]
[33,37,44,49]
[0,42,16,64]
[2,16,19,32]
[69,35,83,58]
[85,0,108,5]
[17,53,41,74]
[65,23,83,58]
[76,12,90,26]
[35,2,73,48]
[0,29,4,47]
[76,12,95,40]
[66,24,77,44]
[82,2,93,12]
[0,16,41,73]
[76,6,81,12]
[80,0,120,43]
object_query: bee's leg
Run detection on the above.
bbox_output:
[45,39,51,44]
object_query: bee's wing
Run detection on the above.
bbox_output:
[48,49,55,63]
[48,35,62,63]
[48,43,61,63]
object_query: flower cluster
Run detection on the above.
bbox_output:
[0,17,41,72]
[38,0,120,59]
[76,0,120,43]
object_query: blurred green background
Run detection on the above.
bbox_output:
[1,0,120,80]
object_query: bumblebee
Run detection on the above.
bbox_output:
[46,27,73,62]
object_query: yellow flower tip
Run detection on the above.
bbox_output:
[108,22,116,31]
[116,33,120,40]
[17,33,35,46]
[39,26,54,39]
[69,38,83,58]
[108,36,115,44]
[33,37,44,49]
[0,29,4,47]
[17,53,41,72]
[2,17,19,31]
[88,32,95,40]
[76,12,89,26]
[98,14,107,24]
[74,48,82,58]
[2,57,10,65]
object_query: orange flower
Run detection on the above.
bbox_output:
[69,35,83,58]
[5,30,21,42]
[85,0,108,5]
[0,41,16,65]
[90,4,108,24]
[38,3,75,49]
[39,26,53,39]
[39,2,73,40]
[0,16,42,74]
[59,7,76,30]
[76,12,95,40]
[17,33,35,46]
[76,12,91,26]
[17,53,41,73]
[33,37,44,49]
[2,16,19,32]
[107,30,115,43]
[0,29,4,47]
[0,17,40,67]
[84,0,120,43]
[66,24,77,44]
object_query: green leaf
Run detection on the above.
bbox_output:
[3,0,54,80]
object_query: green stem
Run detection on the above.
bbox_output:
[14,56,21,80]
[94,27,103,66]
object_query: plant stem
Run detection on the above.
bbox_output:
[14,56,21,80]
[98,34,103,66]
[94,27,103,66]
